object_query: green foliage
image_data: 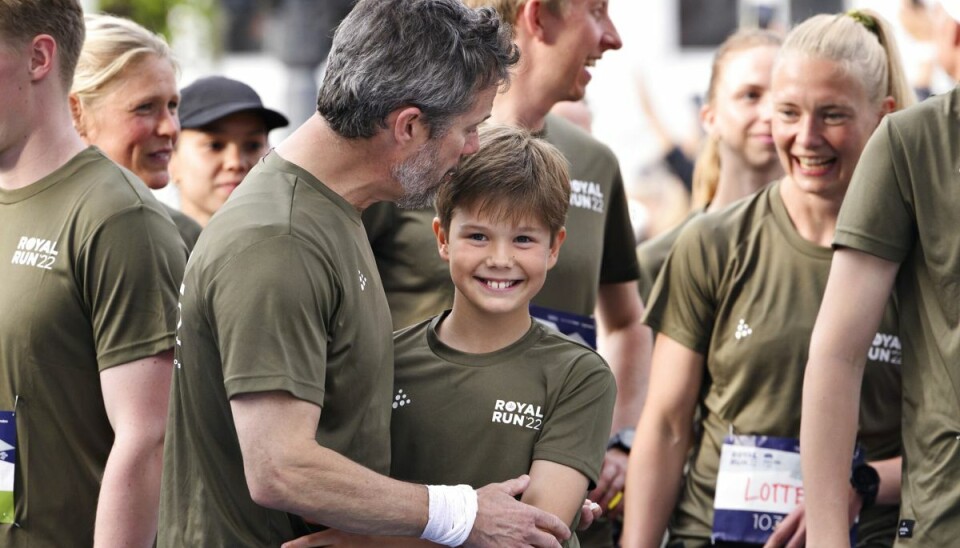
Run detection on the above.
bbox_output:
[98,0,191,39]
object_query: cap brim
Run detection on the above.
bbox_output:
[180,102,289,131]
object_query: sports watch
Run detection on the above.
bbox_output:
[607,428,635,454]
[850,463,880,510]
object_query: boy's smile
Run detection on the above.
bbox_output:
[434,204,565,323]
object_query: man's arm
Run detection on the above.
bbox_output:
[231,391,570,547]
[801,249,900,546]
[620,335,703,548]
[591,280,653,515]
[95,349,174,548]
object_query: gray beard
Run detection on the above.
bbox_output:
[392,142,444,210]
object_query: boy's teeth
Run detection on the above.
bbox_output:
[486,280,515,290]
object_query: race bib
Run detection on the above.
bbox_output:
[712,435,802,544]
[712,435,860,545]
[530,305,596,349]
[0,411,16,524]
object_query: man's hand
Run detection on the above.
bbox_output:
[465,475,571,548]
[587,449,628,519]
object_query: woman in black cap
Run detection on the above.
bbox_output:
[170,76,289,227]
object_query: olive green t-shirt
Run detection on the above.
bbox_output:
[390,313,617,548]
[364,114,639,329]
[834,87,960,547]
[0,147,185,547]
[636,209,701,304]
[363,204,453,330]
[158,151,394,546]
[163,203,202,252]
[644,182,902,547]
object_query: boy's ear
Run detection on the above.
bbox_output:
[432,217,451,263]
[547,226,566,270]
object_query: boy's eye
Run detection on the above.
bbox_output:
[468,233,487,241]
[515,235,533,244]
[207,141,226,152]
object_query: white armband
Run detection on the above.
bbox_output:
[420,484,478,547]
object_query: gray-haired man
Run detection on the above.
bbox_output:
[158,1,570,546]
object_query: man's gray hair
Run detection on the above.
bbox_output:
[317,0,519,139]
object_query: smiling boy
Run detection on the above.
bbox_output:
[386,125,616,547]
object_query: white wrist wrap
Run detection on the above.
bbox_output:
[420,484,478,547]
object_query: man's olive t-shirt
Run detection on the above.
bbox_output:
[636,209,701,304]
[159,152,394,546]
[834,87,960,547]
[364,114,639,329]
[390,314,617,548]
[0,147,184,547]
[645,182,902,547]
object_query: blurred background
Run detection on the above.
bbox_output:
[79,0,955,241]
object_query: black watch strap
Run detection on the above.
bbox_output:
[607,428,635,453]
[851,463,880,510]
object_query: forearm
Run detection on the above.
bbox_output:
[94,433,164,547]
[597,319,653,432]
[620,414,689,548]
[800,355,863,546]
[252,441,429,537]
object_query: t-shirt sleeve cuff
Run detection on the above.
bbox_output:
[97,334,177,371]
[833,229,908,263]
[224,375,326,407]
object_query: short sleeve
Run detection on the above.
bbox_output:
[206,237,336,406]
[80,205,187,370]
[598,169,640,284]
[834,117,916,262]
[642,218,720,354]
[533,354,616,486]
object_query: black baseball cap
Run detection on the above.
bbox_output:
[178,76,289,131]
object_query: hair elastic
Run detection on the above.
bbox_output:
[846,10,880,38]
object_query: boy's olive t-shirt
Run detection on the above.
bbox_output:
[159,152,394,546]
[834,87,960,547]
[645,182,902,547]
[0,147,185,547]
[390,314,617,548]
[364,114,639,329]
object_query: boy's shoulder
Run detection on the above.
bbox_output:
[530,321,610,372]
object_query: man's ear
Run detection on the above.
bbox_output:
[547,226,566,269]
[391,106,428,148]
[518,0,551,42]
[29,35,57,83]
[433,217,451,262]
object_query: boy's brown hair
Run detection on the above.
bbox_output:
[0,0,85,89]
[435,124,570,242]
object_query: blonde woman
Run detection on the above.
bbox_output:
[636,29,783,303]
[70,14,201,249]
[623,11,914,548]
